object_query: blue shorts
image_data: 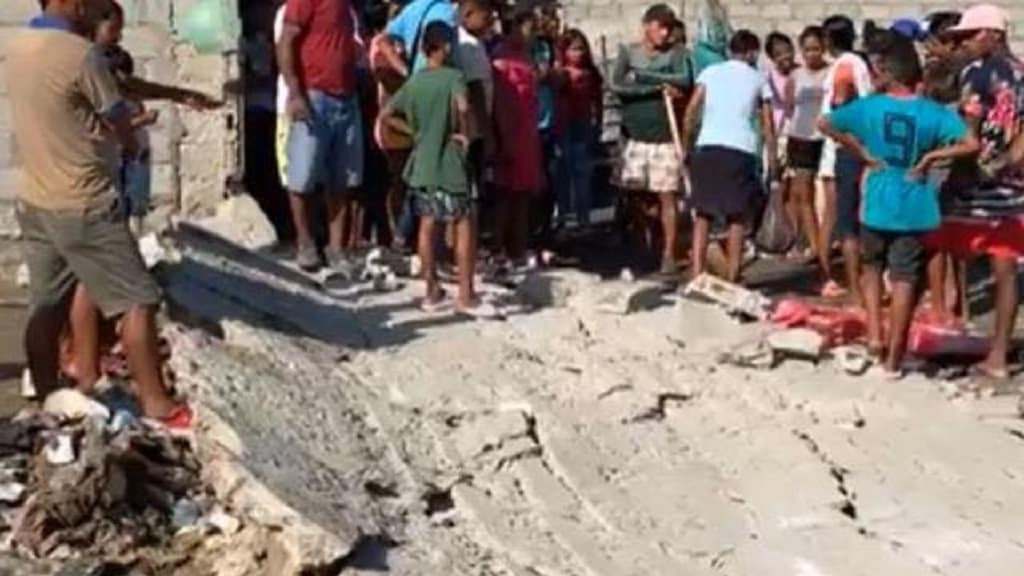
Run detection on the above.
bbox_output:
[835,147,863,241]
[286,91,364,193]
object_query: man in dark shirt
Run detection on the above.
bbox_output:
[943,3,1024,381]
[611,3,692,275]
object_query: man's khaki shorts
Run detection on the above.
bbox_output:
[17,199,161,318]
[618,140,682,194]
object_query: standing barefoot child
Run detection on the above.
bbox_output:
[381,22,494,317]
[554,28,603,230]
[819,36,978,376]
[492,8,545,265]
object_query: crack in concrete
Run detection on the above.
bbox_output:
[626,392,695,424]
[792,430,859,522]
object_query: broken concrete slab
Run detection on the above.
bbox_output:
[42,389,111,422]
[684,273,770,321]
[586,280,667,316]
[515,270,601,308]
[719,340,776,370]
[192,194,277,251]
[767,328,826,362]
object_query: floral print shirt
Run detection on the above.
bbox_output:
[949,53,1024,217]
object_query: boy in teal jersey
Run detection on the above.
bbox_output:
[819,35,979,377]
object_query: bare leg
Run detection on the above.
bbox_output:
[659,193,679,270]
[818,178,836,282]
[119,305,176,419]
[862,266,884,356]
[289,192,314,250]
[690,213,711,280]
[69,284,102,393]
[724,220,745,283]
[793,174,819,256]
[325,192,349,255]
[24,302,69,399]
[782,178,800,244]
[841,237,863,306]
[418,216,441,302]
[981,256,1018,375]
[927,252,948,318]
[454,216,477,309]
[887,279,918,373]
[346,194,365,250]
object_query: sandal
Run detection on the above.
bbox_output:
[142,404,194,434]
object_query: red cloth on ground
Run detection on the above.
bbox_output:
[923,216,1024,259]
[771,297,990,358]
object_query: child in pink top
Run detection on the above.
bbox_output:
[492,9,545,262]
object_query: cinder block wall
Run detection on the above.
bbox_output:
[563,0,1024,63]
[0,0,240,237]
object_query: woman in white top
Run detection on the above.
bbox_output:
[783,26,829,260]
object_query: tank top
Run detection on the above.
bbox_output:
[787,66,828,140]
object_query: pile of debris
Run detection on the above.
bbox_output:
[0,388,239,572]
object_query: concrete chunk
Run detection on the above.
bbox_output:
[767,328,825,361]
[193,194,277,250]
[516,270,601,308]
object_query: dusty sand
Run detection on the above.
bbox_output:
[162,230,1024,576]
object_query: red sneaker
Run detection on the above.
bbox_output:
[143,404,194,434]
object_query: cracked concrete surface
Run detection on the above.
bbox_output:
[162,229,1024,576]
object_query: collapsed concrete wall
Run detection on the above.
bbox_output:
[0,0,241,237]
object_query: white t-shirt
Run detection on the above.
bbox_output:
[695,60,770,155]
[274,6,288,116]
[456,26,493,114]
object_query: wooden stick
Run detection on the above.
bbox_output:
[664,89,684,160]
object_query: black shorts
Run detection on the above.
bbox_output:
[835,147,864,240]
[861,228,927,284]
[786,138,824,172]
[689,146,761,220]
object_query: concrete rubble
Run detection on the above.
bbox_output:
[5,200,1024,575]
[110,221,1024,576]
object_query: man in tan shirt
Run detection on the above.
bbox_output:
[8,0,188,428]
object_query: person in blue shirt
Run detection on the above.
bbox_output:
[819,34,979,378]
[384,0,458,74]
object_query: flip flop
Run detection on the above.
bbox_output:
[420,290,451,313]
[456,301,503,320]
[955,365,1018,396]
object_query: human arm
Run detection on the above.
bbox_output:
[911,110,980,177]
[121,77,220,109]
[80,48,137,157]
[634,47,692,96]
[817,109,880,169]
[466,79,491,152]
[380,86,414,138]
[1011,129,1024,168]
[760,99,779,179]
[451,88,471,150]
[609,45,660,97]
[129,108,159,130]
[680,83,706,164]
[276,1,312,121]
[783,73,796,120]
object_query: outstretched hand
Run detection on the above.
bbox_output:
[182,91,222,111]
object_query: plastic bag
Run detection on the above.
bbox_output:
[755,180,796,254]
[176,0,241,54]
